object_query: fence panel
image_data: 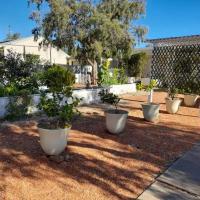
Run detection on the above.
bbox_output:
[151,44,200,90]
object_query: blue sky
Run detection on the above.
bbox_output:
[137,0,200,39]
[0,0,199,44]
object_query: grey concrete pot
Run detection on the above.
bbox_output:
[105,109,128,134]
[142,103,160,122]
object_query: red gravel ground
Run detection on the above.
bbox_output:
[0,92,200,200]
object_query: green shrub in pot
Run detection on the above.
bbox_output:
[99,89,128,134]
[37,65,80,155]
[165,87,182,114]
[136,79,159,122]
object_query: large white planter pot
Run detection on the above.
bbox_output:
[165,98,182,114]
[184,94,199,107]
[142,103,160,122]
[38,127,70,155]
[105,109,128,134]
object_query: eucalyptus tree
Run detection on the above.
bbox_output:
[29,0,146,84]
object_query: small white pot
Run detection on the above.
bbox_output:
[184,94,199,107]
[38,127,70,155]
[142,103,160,122]
[165,98,182,114]
[105,109,128,134]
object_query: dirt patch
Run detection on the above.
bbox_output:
[0,92,199,200]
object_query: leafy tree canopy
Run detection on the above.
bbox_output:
[127,52,148,77]
[29,0,146,83]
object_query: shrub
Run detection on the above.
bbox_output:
[5,89,32,120]
[38,65,80,129]
[136,79,157,92]
[127,52,148,77]
[0,50,43,94]
[98,89,120,110]
[181,80,199,94]
[41,64,75,92]
[98,60,128,86]
[0,83,19,97]
[168,87,180,100]
[118,67,128,84]
[98,60,111,86]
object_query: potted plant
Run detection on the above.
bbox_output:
[98,89,128,134]
[165,87,182,114]
[37,65,80,155]
[183,87,199,107]
[137,79,159,122]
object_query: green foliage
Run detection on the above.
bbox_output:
[98,60,111,86]
[136,83,144,91]
[38,65,80,129]
[111,68,120,85]
[118,67,128,84]
[98,60,128,86]
[98,89,120,110]
[168,87,180,100]
[0,85,5,97]
[0,83,21,97]
[127,52,148,77]
[181,80,200,94]
[0,51,48,120]
[0,50,42,94]
[5,89,32,120]
[29,0,146,81]
[136,79,157,92]
[41,64,75,92]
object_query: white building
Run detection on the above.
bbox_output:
[0,36,70,65]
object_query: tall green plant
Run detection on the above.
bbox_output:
[98,60,128,86]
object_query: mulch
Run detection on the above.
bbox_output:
[0,92,199,200]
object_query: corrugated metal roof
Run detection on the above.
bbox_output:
[146,35,200,45]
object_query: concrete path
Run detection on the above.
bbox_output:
[138,144,200,200]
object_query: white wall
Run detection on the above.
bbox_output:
[107,84,136,95]
[0,84,136,118]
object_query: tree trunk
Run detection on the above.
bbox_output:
[88,59,98,85]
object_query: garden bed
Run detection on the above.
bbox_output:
[0,92,200,200]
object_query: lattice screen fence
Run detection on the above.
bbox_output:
[151,44,200,91]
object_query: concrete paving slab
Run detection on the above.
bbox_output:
[158,144,200,196]
[138,181,200,200]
